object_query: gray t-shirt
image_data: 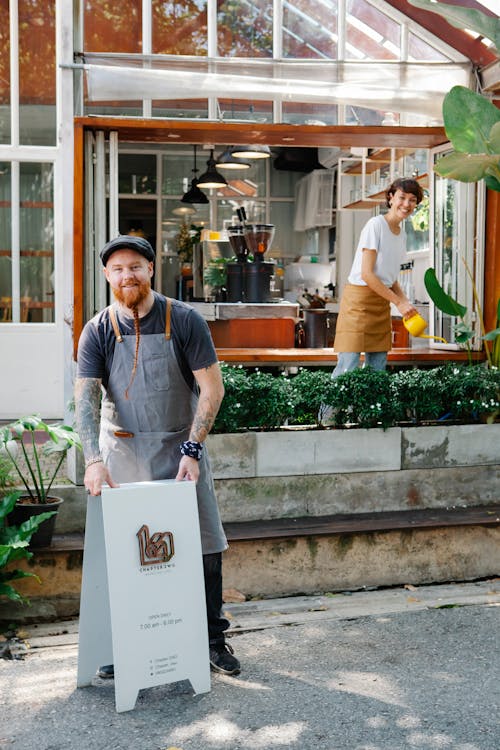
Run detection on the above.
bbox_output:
[76,293,217,391]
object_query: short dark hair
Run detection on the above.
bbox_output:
[385,178,424,208]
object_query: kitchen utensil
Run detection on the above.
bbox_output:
[403,312,447,343]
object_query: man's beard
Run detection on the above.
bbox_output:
[112,280,151,310]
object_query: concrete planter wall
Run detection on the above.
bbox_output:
[208,423,500,523]
[53,423,500,534]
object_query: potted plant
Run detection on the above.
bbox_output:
[0,490,57,603]
[0,415,82,547]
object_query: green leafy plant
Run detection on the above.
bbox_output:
[0,416,82,504]
[407,2,499,190]
[424,267,500,368]
[0,490,56,603]
[324,367,402,429]
[214,363,499,433]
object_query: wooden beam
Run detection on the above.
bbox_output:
[383,0,497,68]
[484,189,500,336]
[73,122,85,361]
[74,117,448,150]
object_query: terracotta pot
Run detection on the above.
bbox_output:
[9,496,63,548]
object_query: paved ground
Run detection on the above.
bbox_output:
[1,579,499,750]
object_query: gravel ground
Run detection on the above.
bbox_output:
[1,591,499,750]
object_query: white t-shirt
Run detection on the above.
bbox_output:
[348,214,406,287]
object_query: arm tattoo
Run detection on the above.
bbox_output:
[74,377,103,461]
[190,392,218,443]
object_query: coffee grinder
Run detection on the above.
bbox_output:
[226,208,276,303]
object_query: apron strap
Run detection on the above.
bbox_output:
[109,306,123,343]
[165,298,172,340]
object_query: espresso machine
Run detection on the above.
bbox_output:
[226,212,276,303]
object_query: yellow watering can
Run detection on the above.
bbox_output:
[403,312,448,344]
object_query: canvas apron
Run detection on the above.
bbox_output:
[99,300,227,555]
[333,284,391,353]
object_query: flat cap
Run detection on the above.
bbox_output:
[100,235,155,266]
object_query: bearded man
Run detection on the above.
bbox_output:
[74,235,240,678]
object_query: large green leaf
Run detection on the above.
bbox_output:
[435,152,500,182]
[424,268,468,318]
[407,0,500,51]
[442,87,500,154]
[0,492,21,523]
[484,174,500,192]
[483,327,500,341]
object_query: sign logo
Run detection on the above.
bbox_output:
[137,524,175,566]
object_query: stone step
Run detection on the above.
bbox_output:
[2,505,499,623]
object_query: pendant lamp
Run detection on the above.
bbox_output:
[231,144,271,160]
[197,149,228,189]
[215,147,251,170]
[181,146,209,204]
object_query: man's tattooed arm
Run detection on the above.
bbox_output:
[190,363,225,443]
[74,377,103,463]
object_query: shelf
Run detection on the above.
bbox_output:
[341,173,429,210]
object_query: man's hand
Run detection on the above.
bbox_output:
[175,455,200,483]
[84,461,119,496]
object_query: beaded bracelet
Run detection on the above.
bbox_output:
[180,440,203,461]
[85,456,104,469]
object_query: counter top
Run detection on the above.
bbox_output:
[216,347,485,367]
[190,301,300,321]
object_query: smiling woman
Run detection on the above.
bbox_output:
[332,177,424,377]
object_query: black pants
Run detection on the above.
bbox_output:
[203,552,230,648]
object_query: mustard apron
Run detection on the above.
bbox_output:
[99,299,227,555]
[333,284,391,353]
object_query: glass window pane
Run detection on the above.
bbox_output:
[282,101,338,126]
[218,0,272,57]
[19,163,54,323]
[19,0,56,145]
[119,154,157,195]
[283,0,337,59]
[408,33,449,62]
[346,0,400,60]
[162,149,199,196]
[217,99,273,123]
[270,202,303,258]
[84,0,142,52]
[153,1,207,55]
[0,1,10,145]
[84,103,144,117]
[271,160,304,198]
[0,163,12,320]
[152,99,209,119]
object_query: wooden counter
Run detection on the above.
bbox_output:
[216,347,485,368]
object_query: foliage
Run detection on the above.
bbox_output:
[288,369,336,426]
[175,223,202,265]
[0,489,56,603]
[434,87,500,192]
[0,416,82,504]
[325,368,402,429]
[214,363,500,432]
[407,0,499,56]
[405,5,500,190]
[424,267,500,368]
[391,368,448,423]
[204,257,231,290]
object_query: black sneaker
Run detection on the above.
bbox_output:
[97,664,114,679]
[209,642,240,676]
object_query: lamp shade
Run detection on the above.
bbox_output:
[181,145,209,204]
[181,178,209,204]
[231,144,271,159]
[172,205,197,216]
[197,150,228,189]
[215,147,251,170]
